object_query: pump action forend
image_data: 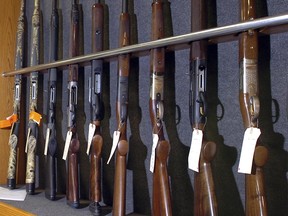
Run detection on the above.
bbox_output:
[149,0,172,215]
[44,0,59,201]
[25,0,42,195]
[189,0,218,215]
[88,0,104,215]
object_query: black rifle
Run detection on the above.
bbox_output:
[25,0,41,195]
[44,0,59,201]
[88,0,104,215]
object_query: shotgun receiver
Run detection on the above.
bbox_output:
[239,0,268,215]
[88,0,104,215]
[189,0,218,215]
[108,1,130,215]
[149,0,172,215]
[63,0,80,208]
[44,0,59,201]
[0,0,25,190]
[25,0,41,195]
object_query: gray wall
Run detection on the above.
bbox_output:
[20,0,288,215]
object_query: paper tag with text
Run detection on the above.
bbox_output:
[107,131,121,164]
[62,131,72,160]
[25,128,31,153]
[188,129,203,172]
[86,123,96,155]
[44,128,50,155]
[150,133,159,173]
[238,127,261,174]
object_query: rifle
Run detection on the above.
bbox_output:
[62,0,80,208]
[88,0,104,215]
[239,0,268,215]
[25,0,41,195]
[149,0,172,215]
[189,0,218,215]
[44,0,59,201]
[107,0,130,215]
[0,0,25,190]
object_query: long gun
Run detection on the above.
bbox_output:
[108,1,130,215]
[0,0,26,190]
[88,0,104,215]
[62,0,80,208]
[149,0,172,215]
[25,0,41,195]
[44,0,59,201]
[239,0,268,215]
[189,0,218,215]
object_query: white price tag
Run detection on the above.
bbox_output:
[238,127,261,174]
[150,134,159,173]
[25,128,31,153]
[44,128,50,155]
[62,131,72,160]
[86,123,96,155]
[188,129,203,172]
[107,131,121,164]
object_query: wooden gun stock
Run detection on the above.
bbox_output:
[239,0,268,215]
[89,1,104,215]
[194,141,218,216]
[112,1,130,215]
[150,1,172,215]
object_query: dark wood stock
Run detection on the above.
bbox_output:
[89,3,104,213]
[190,1,218,215]
[112,6,130,216]
[239,1,268,215]
[67,0,80,208]
[150,1,172,215]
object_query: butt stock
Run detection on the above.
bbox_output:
[190,0,218,215]
[65,0,80,208]
[88,1,104,215]
[112,1,130,215]
[150,0,172,215]
[239,0,268,215]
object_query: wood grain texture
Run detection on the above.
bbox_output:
[0,202,35,216]
[0,0,22,184]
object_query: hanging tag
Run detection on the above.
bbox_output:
[238,127,261,174]
[86,123,96,155]
[44,128,50,155]
[29,111,42,125]
[62,131,73,160]
[25,128,31,153]
[107,131,120,164]
[0,114,18,129]
[150,133,159,173]
[188,129,203,172]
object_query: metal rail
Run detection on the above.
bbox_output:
[3,13,288,77]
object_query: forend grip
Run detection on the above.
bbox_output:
[151,0,164,40]
[70,1,79,58]
[119,13,130,47]
[92,3,104,52]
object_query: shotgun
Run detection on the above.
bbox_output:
[107,0,130,215]
[239,0,268,215]
[44,0,59,201]
[88,0,104,215]
[0,0,25,190]
[149,0,172,215]
[25,0,41,195]
[62,0,80,208]
[189,0,218,215]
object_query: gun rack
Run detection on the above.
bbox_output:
[2,13,288,77]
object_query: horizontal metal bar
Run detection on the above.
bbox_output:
[3,13,288,77]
